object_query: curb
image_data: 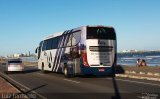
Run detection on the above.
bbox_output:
[0,72,28,98]
[125,70,160,76]
[116,74,160,81]
[0,72,47,99]
[116,70,160,81]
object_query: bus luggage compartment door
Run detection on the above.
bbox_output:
[74,58,81,75]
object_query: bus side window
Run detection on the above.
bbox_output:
[72,32,81,46]
[51,37,59,49]
[66,34,72,47]
[71,32,81,58]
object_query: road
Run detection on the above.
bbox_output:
[0,65,160,99]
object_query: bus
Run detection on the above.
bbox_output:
[35,25,117,77]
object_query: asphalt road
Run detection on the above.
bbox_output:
[0,65,160,99]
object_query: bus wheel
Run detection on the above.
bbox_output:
[41,63,46,73]
[108,72,115,77]
[4,71,8,74]
[64,67,70,78]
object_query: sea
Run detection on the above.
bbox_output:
[117,51,160,66]
[21,57,38,62]
[20,51,160,66]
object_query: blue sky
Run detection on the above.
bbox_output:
[0,0,160,56]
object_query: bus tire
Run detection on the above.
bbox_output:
[108,72,115,77]
[4,71,8,74]
[109,73,115,77]
[41,63,46,73]
[64,66,71,78]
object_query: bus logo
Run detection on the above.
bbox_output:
[98,40,106,45]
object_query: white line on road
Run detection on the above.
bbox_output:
[63,79,80,84]
[0,72,48,99]
[37,73,45,75]
[36,72,80,84]
[115,78,160,87]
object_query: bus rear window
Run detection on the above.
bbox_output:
[87,27,116,40]
[89,46,113,52]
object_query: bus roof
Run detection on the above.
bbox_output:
[45,32,63,40]
[44,26,84,40]
[43,25,114,40]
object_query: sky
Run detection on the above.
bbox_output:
[0,0,160,56]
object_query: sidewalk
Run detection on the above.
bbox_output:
[0,77,19,98]
[116,65,160,81]
[122,66,160,73]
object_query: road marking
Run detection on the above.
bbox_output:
[115,78,160,87]
[63,79,80,84]
[105,78,112,80]
[37,73,45,75]
[0,72,47,99]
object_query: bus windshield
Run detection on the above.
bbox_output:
[87,27,116,40]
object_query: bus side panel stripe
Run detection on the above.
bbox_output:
[53,37,64,71]
[55,34,68,72]
[55,31,71,72]
[52,31,66,72]
[52,50,58,71]
[56,48,64,72]
[53,36,63,71]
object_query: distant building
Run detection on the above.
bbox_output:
[13,54,20,58]
[130,50,138,52]
[0,56,6,61]
[122,50,130,53]
[122,49,138,53]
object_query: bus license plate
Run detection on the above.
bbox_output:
[99,68,105,72]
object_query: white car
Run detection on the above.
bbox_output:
[5,58,24,73]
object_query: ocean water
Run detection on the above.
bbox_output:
[117,52,160,66]
[21,57,38,62]
[20,52,160,66]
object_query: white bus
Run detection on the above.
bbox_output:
[36,26,117,77]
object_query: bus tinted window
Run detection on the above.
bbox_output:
[66,34,72,47]
[42,37,60,51]
[72,32,81,46]
[46,39,52,50]
[87,27,116,40]
[52,37,59,49]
